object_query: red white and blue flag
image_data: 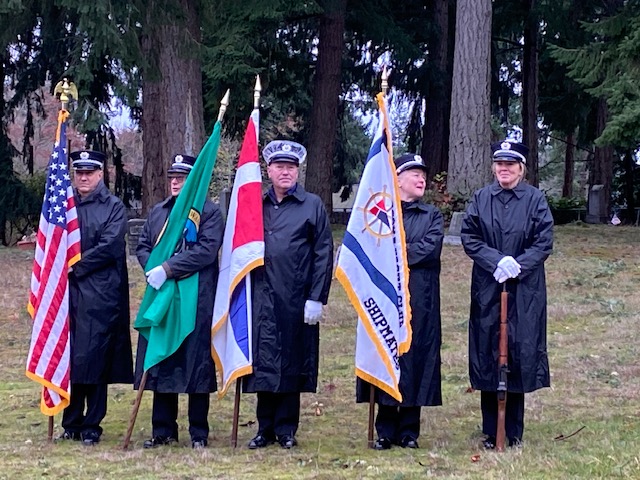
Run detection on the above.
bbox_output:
[336,93,411,402]
[26,110,81,415]
[211,108,264,396]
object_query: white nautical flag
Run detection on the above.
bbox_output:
[335,93,411,401]
[211,108,264,397]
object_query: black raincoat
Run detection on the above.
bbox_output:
[134,196,224,393]
[68,181,133,384]
[243,184,334,394]
[461,181,553,393]
[357,201,444,406]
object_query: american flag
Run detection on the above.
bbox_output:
[26,110,81,415]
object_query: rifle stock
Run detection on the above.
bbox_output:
[496,283,509,451]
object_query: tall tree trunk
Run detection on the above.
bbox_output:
[422,0,451,182]
[562,130,575,198]
[591,97,613,220]
[522,0,539,186]
[306,0,347,214]
[447,0,492,197]
[140,0,205,214]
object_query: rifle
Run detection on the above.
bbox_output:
[496,282,509,451]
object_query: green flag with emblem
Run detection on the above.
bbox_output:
[134,120,222,371]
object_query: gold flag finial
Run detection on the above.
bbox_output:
[381,66,389,96]
[54,78,78,111]
[254,75,262,109]
[218,89,231,122]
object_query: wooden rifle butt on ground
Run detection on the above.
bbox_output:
[496,284,509,452]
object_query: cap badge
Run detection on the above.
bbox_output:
[414,155,422,162]
[501,142,511,150]
[80,151,90,159]
[175,155,184,163]
[281,144,292,152]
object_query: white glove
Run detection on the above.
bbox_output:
[493,267,509,283]
[492,266,509,283]
[146,265,168,290]
[497,256,521,278]
[304,300,323,325]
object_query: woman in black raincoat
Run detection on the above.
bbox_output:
[134,154,224,449]
[63,150,133,445]
[357,153,443,450]
[461,140,553,449]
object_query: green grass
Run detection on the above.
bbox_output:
[0,224,638,479]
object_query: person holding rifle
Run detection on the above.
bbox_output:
[461,140,554,449]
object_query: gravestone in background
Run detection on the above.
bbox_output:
[127,219,146,256]
[444,211,465,246]
[586,184,607,224]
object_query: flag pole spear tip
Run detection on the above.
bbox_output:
[254,75,262,109]
[218,89,231,122]
[381,66,389,96]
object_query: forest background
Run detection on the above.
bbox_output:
[1,0,639,245]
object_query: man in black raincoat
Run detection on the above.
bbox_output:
[135,154,224,449]
[244,140,333,450]
[61,150,133,446]
[461,140,553,449]
[356,153,444,450]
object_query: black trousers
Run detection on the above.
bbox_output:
[61,383,108,437]
[480,391,525,440]
[256,392,300,438]
[152,392,210,441]
[375,405,421,441]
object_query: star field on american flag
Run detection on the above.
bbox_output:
[43,141,72,226]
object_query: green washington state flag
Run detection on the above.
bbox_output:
[135,121,222,371]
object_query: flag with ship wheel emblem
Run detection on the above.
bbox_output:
[335,93,411,401]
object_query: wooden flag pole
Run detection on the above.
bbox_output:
[366,67,389,449]
[46,78,77,443]
[229,76,259,449]
[231,379,242,448]
[122,370,147,449]
[368,384,375,448]
[48,416,54,442]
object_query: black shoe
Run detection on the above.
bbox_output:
[278,434,297,449]
[81,432,100,446]
[509,437,523,448]
[143,436,177,449]
[482,436,496,450]
[56,430,81,442]
[373,437,392,450]
[191,438,207,449]
[247,434,275,449]
[399,436,419,449]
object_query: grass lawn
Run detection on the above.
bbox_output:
[0,223,638,479]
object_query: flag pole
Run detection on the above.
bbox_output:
[46,78,77,442]
[367,67,389,449]
[122,89,230,450]
[230,76,260,449]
